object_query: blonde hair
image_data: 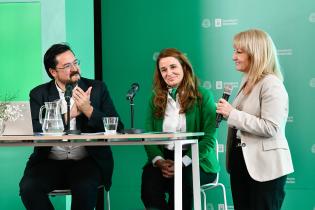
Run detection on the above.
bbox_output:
[233,29,283,94]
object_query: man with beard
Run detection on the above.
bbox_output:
[19,43,123,210]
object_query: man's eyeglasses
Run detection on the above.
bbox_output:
[55,60,80,71]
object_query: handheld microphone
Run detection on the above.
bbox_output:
[126,83,140,100]
[216,84,233,128]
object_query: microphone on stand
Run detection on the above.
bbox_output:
[124,82,143,134]
[64,82,81,135]
[64,83,73,132]
[216,84,233,128]
[126,83,139,100]
[65,83,73,101]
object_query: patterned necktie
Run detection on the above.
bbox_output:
[169,88,177,101]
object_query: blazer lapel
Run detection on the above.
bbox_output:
[48,80,61,102]
[78,79,89,92]
[185,103,197,132]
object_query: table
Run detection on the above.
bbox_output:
[0,132,203,210]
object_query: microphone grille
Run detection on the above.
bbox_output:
[223,84,233,95]
[66,83,73,90]
[132,83,139,90]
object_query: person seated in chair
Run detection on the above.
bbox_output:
[141,48,219,210]
[19,43,123,210]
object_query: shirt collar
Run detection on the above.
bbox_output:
[55,82,64,94]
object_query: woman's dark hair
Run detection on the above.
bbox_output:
[44,43,73,79]
[153,48,201,118]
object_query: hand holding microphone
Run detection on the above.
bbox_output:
[216,85,233,128]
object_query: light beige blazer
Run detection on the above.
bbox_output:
[226,74,294,182]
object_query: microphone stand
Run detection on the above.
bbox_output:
[124,95,143,134]
[130,97,135,129]
[66,97,71,132]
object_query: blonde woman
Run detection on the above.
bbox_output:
[216,29,294,210]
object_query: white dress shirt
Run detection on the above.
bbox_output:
[48,83,88,160]
[152,91,192,166]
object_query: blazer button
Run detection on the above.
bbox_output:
[241,143,246,147]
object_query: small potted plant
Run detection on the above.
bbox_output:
[0,94,23,135]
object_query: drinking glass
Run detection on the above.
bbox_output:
[102,117,118,134]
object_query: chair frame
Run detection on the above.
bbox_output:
[49,185,110,210]
[200,140,227,210]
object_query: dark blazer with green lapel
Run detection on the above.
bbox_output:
[24,77,123,190]
[144,86,220,173]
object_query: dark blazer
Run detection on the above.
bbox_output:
[24,77,124,190]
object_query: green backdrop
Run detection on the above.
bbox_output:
[0,0,314,209]
[0,0,95,209]
[102,0,315,209]
[0,2,42,210]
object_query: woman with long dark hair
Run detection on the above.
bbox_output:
[141,48,219,210]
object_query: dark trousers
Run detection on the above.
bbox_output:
[19,157,102,210]
[230,138,287,210]
[141,149,217,210]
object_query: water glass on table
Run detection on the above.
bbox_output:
[103,117,118,134]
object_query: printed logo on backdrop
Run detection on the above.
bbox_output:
[216,81,223,89]
[218,143,225,153]
[201,18,238,28]
[286,177,295,184]
[309,13,315,23]
[201,18,211,28]
[215,81,239,89]
[277,49,293,56]
[287,116,294,123]
[311,144,315,154]
[203,81,212,89]
[215,18,238,27]
[225,82,239,89]
[215,19,222,27]
[309,78,315,87]
[218,204,226,210]
[208,203,231,210]
[206,203,214,210]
